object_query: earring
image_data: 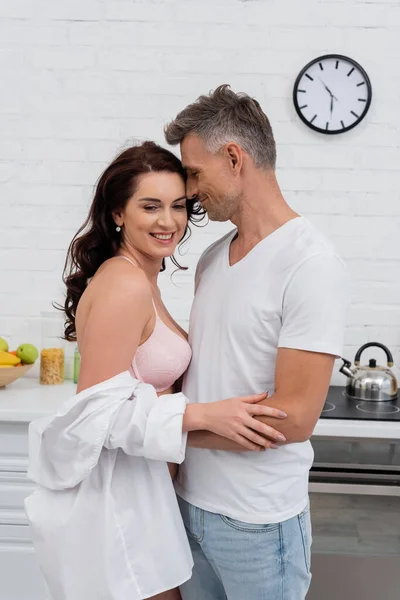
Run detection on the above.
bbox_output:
[116,225,121,232]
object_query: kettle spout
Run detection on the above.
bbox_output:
[339,358,354,379]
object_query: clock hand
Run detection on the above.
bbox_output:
[325,85,338,101]
[319,78,339,101]
[330,96,334,116]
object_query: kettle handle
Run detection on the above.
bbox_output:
[354,342,394,367]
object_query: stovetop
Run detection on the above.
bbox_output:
[321,386,400,422]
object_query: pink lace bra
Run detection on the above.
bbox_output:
[117,256,192,393]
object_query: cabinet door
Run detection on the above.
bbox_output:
[0,523,50,600]
[0,422,50,600]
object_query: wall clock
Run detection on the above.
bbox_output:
[293,54,372,134]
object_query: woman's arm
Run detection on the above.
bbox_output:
[77,264,152,393]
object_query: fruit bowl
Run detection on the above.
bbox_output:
[0,365,33,388]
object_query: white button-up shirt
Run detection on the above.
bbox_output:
[25,371,193,600]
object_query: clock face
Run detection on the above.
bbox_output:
[293,54,372,134]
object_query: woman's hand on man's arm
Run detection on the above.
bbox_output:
[183,394,287,451]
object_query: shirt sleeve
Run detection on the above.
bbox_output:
[27,373,189,491]
[106,387,188,464]
[278,253,351,357]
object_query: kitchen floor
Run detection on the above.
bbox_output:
[310,493,400,556]
[307,555,400,600]
[307,493,400,600]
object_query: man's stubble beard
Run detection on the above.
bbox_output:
[206,194,240,223]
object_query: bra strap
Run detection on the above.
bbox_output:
[151,298,158,317]
[117,255,158,317]
[116,255,138,267]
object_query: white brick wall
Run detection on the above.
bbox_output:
[1,0,399,383]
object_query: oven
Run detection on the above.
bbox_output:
[310,436,400,498]
[306,387,400,600]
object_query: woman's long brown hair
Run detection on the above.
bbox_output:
[60,141,205,341]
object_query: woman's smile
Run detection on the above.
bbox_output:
[150,232,176,245]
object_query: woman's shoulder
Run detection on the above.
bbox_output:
[76,257,154,344]
[80,258,153,318]
[94,257,151,294]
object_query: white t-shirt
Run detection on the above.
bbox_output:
[175,217,350,524]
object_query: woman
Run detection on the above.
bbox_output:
[26,142,286,600]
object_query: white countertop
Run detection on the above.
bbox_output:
[1,378,400,440]
[312,417,400,439]
[0,377,77,422]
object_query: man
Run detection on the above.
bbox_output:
[164,85,350,600]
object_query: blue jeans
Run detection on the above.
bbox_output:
[177,496,312,600]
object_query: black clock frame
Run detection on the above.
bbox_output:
[293,54,372,135]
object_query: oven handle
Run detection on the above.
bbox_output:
[309,482,400,497]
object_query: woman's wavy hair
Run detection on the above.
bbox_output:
[60,141,205,342]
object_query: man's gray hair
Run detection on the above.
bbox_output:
[164,84,276,170]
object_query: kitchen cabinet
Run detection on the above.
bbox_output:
[0,420,48,599]
[0,379,76,600]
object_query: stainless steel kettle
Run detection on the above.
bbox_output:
[340,342,398,402]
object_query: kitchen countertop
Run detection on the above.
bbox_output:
[1,378,400,440]
[0,377,77,422]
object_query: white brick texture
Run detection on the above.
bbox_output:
[1,0,399,383]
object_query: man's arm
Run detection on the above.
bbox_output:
[187,430,264,451]
[255,252,349,443]
[256,348,335,443]
[187,349,334,450]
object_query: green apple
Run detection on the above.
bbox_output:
[16,343,39,365]
[0,337,8,352]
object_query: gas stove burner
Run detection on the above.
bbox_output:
[321,402,336,413]
[356,402,400,415]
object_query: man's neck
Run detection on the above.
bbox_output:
[229,170,299,266]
